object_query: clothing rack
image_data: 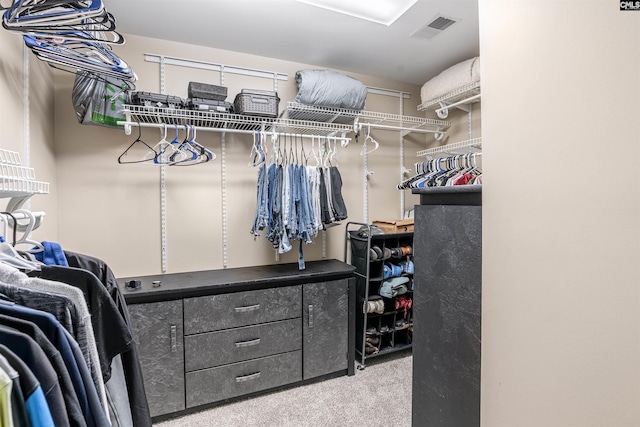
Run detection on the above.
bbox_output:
[118,119,351,145]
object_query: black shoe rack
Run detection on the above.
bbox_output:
[344,222,414,370]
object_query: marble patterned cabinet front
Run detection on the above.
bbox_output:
[121,260,355,420]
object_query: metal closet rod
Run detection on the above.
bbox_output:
[435,93,481,116]
[117,121,351,143]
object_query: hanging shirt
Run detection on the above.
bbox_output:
[0,344,54,427]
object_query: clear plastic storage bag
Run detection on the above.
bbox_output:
[72,71,128,128]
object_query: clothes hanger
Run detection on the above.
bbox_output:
[298,134,307,165]
[0,212,17,246]
[118,122,158,164]
[155,125,188,165]
[11,209,44,253]
[140,124,170,163]
[360,124,379,155]
[4,0,104,26]
[168,125,199,165]
[171,125,215,166]
[249,131,263,167]
[329,139,338,167]
[0,242,42,271]
[23,34,136,85]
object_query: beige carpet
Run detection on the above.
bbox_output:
[155,351,412,427]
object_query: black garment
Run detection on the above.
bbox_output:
[329,166,348,221]
[0,325,71,427]
[61,328,113,427]
[40,266,134,382]
[319,167,331,225]
[0,303,109,427]
[0,314,89,427]
[63,251,152,427]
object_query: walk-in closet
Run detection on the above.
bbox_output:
[0,1,638,427]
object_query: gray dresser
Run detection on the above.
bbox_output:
[120,260,356,420]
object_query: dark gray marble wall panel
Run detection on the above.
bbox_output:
[302,279,349,379]
[129,300,185,417]
[183,286,302,334]
[412,204,481,427]
[185,351,302,407]
[184,318,302,371]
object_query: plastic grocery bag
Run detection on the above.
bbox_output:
[72,71,128,128]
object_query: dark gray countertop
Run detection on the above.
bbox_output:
[412,184,482,205]
[118,259,355,304]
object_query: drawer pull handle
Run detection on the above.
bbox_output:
[309,304,314,328]
[235,338,261,348]
[234,304,260,313]
[170,325,177,352]
[235,372,261,383]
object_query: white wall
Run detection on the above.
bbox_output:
[51,34,458,277]
[480,1,640,426]
[0,29,57,241]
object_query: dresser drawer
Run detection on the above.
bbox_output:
[184,286,302,335]
[185,350,302,407]
[184,318,302,372]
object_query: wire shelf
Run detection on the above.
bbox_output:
[124,105,354,138]
[283,102,451,134]
[417,137,482,157]
[417,82,481,112]
[0,149,50,199]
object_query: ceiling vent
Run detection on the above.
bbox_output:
[411,14,459,40]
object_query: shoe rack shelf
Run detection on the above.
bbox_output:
[345,222,414,370]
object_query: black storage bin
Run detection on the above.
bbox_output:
[234,89,279,117]
[129,91,185,109]
[187,82,228,101]
[186,98,234,113]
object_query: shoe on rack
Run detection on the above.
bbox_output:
[399,259,414,275]
[365,341,380,355]
[390,247,403,259]
[366,336,380,346]
[370,245,383,261]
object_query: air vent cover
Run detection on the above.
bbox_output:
[411,14,459,40]
[428,16,456,30]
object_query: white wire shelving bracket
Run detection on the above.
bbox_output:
[417,82,481,119]
[417,137,483,158]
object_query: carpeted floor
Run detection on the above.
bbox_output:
[155,351,412,427]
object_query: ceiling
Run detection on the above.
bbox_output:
[103,0,479,86]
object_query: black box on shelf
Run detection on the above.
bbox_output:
[187,82,228,101]
[129,91,185,109]
[185,98,234,113]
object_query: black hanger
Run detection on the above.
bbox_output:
[0,212,18,246]
[118,123,158,164]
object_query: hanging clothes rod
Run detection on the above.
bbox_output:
[357,122,446,137]
[117,121,351,144]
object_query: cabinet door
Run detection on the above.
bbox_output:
[129,300,185,417]
[303,279,349,379]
